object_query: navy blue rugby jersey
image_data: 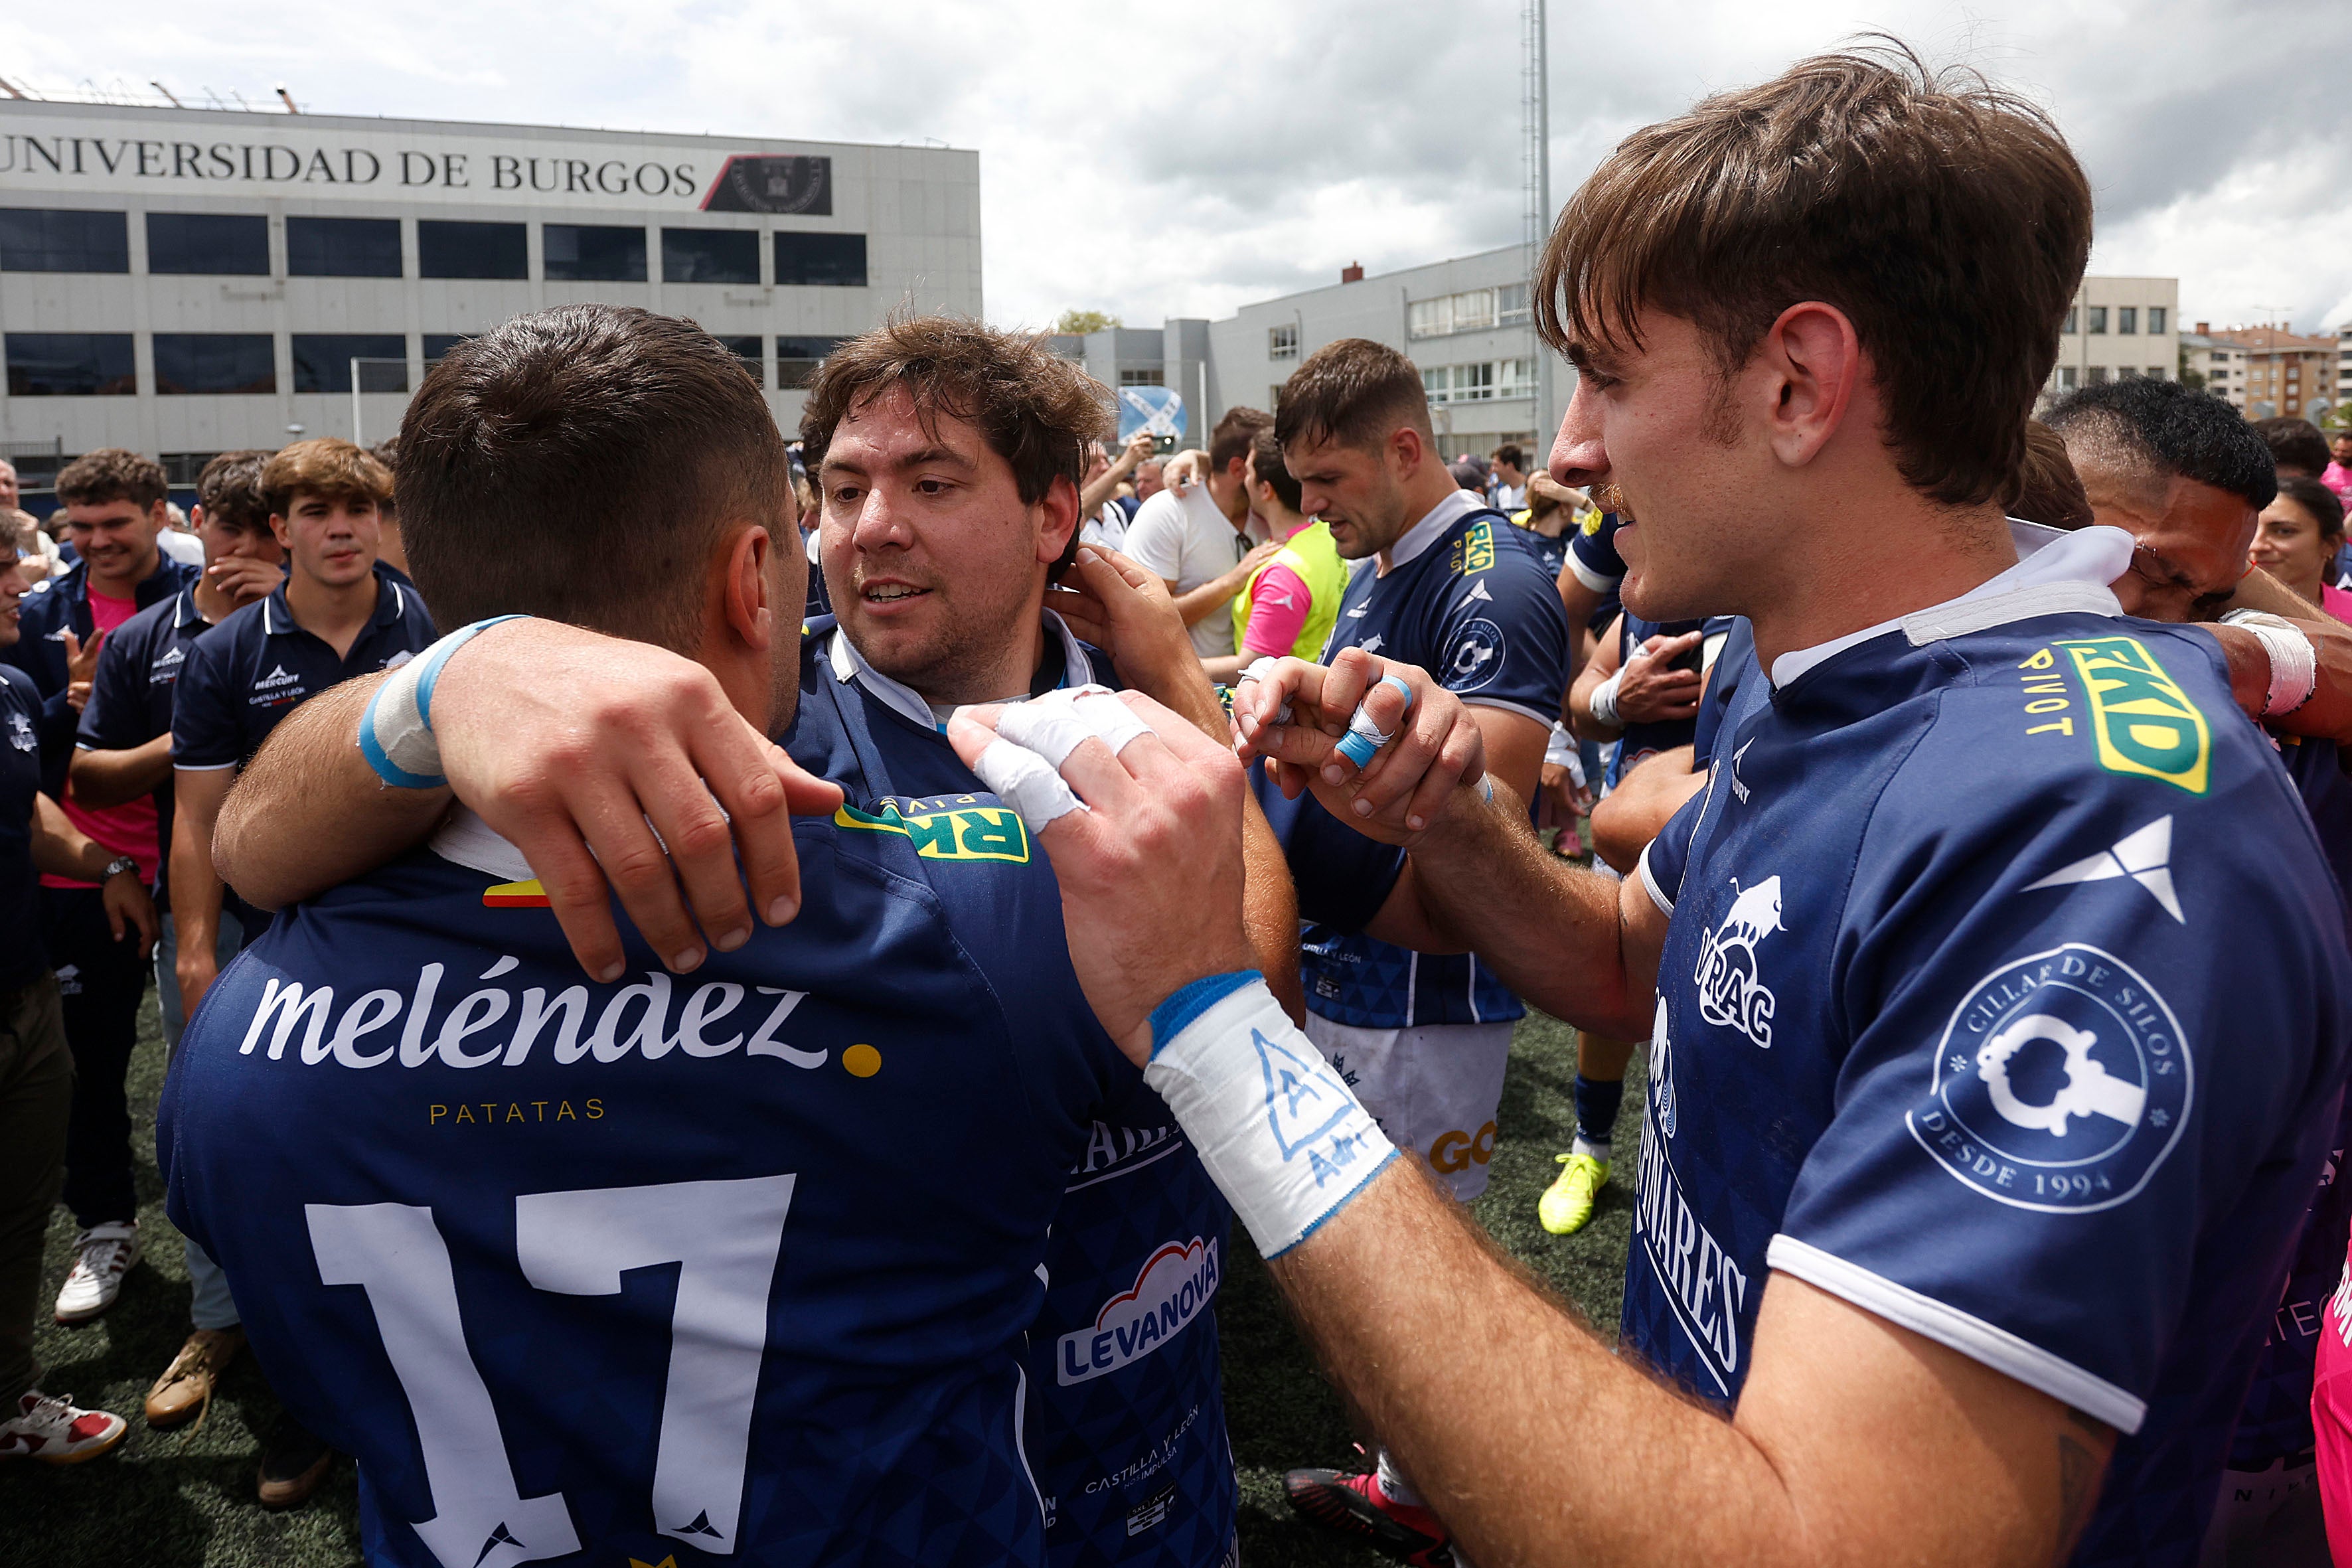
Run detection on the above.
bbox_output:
[159,797,1133,1568]
[1632,584,2352,1567]
[788,617,1239,1568]
[1603,613,1736,789]
[5,552,195,789]
[1296,497,1569,1030]
[1689,617,1755,769]
[76,586,212,896]
[1563,510,1626,635]
[0,668,51,988]
[172,566,435,773]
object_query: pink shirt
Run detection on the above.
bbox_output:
[2323,461,2352,503]
[46,586,160,888]
[2324,582,2352,627]
[2315,1242,2352,1558]
[1240,562,1315,659]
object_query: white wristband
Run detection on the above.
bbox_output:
[1144,972,1397,1257]
[357,615,530,788]
[1588,668,1624,729]
[2219,609,2318,718]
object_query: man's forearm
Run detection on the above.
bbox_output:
[169,817,224,953]
[29,793,110,881]
[67,733,173,809]
[213,676,451,910]
[1170,569,1248,629]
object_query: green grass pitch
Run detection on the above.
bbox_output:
[4,999,1640,1567]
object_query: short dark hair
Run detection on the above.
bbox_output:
[2010,421,2092,531]
[1274,339,1432,453]
[1209,406,1273,471]
[1249,428,1302,513]
[2252,416,2330,479]
[2275,474,2346,544]
[1537,41,2090,509]
[2045,377,2277,512]
[195,451,273,534]
[368,439,401,516]
[1491,443,1526,471]
[398,304,790,651]
[56,448,166,512]
[801,315,1111,579]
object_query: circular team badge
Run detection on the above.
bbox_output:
[1441,617,1506,693]
[1907,943,2190,1213]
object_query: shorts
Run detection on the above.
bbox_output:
[1304,1016,1514,1202]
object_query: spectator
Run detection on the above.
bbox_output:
[1125,408,1277,659]
[1,509,59,584]
[368,438,410,578]
[1077,434,1152,552]
[2324,430,2352,504]
[154,503,203,570]
[1508,471,1581,578]
[0,524,153,1468]
[0,458,16,511]
[1490,443,1530,510]
[1130,453,1166,513]
[1447,459,1485,492]
[2256,415,2331,480]
[0,450,196,1335]
[2251,475,2352,623]
[1202,428,1346,682]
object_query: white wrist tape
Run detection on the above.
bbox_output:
[357,615,530,788]
[1545,719,1577,769]
[960,685,1155,832]
[2220,609,2318,718]
[1587,668,1624,729]
[1144,972,1397,1257]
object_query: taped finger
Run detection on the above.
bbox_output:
[1336,673,1418,768]
[993,694,1100,769]
[1071,688,1153,754]
[971,738,1086,830]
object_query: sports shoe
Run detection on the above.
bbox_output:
[0,1389,128,1464]
[257,1411,335,1508]
[54,1220,142,1323]
[1538,1152,1610,1235]
[145,1326,244,1429]
[1283,1467,1456,1567]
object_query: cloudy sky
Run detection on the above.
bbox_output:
[9,0,2352,336]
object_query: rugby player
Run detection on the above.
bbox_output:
[6,449,195,1328]
[202,310,1298,1568]
[987,48,2351,1568]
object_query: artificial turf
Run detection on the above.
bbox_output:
[5,998,1641,1567]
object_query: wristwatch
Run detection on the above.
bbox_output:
[100,855,139,883]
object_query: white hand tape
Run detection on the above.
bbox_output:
[970,738,1086,829]
[994,694,1101,769]
[1071,688,1152,754]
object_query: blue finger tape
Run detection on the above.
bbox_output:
[1336,674,1415,768]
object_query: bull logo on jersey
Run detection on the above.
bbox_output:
[1693,876,1782,1048]
[2054,637,2211,796]
[6,710,31,752]
[1441,617,1506,693]
[1908,942,2191,1212]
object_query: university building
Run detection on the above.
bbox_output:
[0,96,980,506]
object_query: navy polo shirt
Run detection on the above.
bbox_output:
[0,668,50,989]
[3,553,198,793]
[77,586,218,899]
[173,572,437,773]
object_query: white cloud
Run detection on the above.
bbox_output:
[7,0,2349,331]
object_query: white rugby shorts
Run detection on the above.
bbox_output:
[1303,1015,1515,1203]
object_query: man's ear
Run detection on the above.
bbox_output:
[148,499,171,530]
[1034,473,1081,568]
[1757,301,1862,471]
[721,523,776,651]
[268,514,291,550]
[1389,424,1427,479]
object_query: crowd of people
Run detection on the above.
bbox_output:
[10,39,2352,1568]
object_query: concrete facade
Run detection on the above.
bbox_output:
[2044,277,2180,399]
[0,98,979,501]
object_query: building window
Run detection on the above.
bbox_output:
[1499,358,1536,400]
[2057,366,2078,392]
[2062,307,2078,335]
[287,216,402,278]
[153,333,275,394]
[713,335,764,387]
[1498,282,1530,325]
[2086,365,2110,384]
[543,224,647,283]
[773,232,866,287]
[2147,366,2166,380]
[159,453,219,487]
[1422,366,1449,402]
[662,228,758,285]
[2117,307,2137,335]
[1118,368,1163,387]
[293,333,409,394]
[422,334,473,364]
[776,335,845,390]
[2148,306,2167,335]
[417,220,526,280]
[1407,288,1498,340]
[1269,323,1298,361]
[2086,307,2108,335]
[5,333,135,395]
[0,208,129,273]
[146,212,268,277]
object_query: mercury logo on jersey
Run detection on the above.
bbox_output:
[1693,876,1782,1048]
[232,957,848,1073]
[147,645,184,685]
[1056,1237,1220,1385]
[1908,942,2191,1212]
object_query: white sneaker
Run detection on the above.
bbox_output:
[0,1389,128,1464]
[54,1221,142,1324]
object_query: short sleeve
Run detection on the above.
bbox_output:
[1253,767,1405,933]
[1768,744,2352,1433]
[1636,778,1710,917]
[1435,538,1569,728]
[77,621,147,752]
[1124,495,1186,584]
[170,631,243,771]
[1566,512,1626,593]
[1241,563,1314,658]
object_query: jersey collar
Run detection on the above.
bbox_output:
[826,609,1090,734]
[1380,488,1486,576]
[430,806,534,882]
[259,570,410,638]
[1768,521,2132,688]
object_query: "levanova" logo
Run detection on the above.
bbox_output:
[1056,1238,1220,1385]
